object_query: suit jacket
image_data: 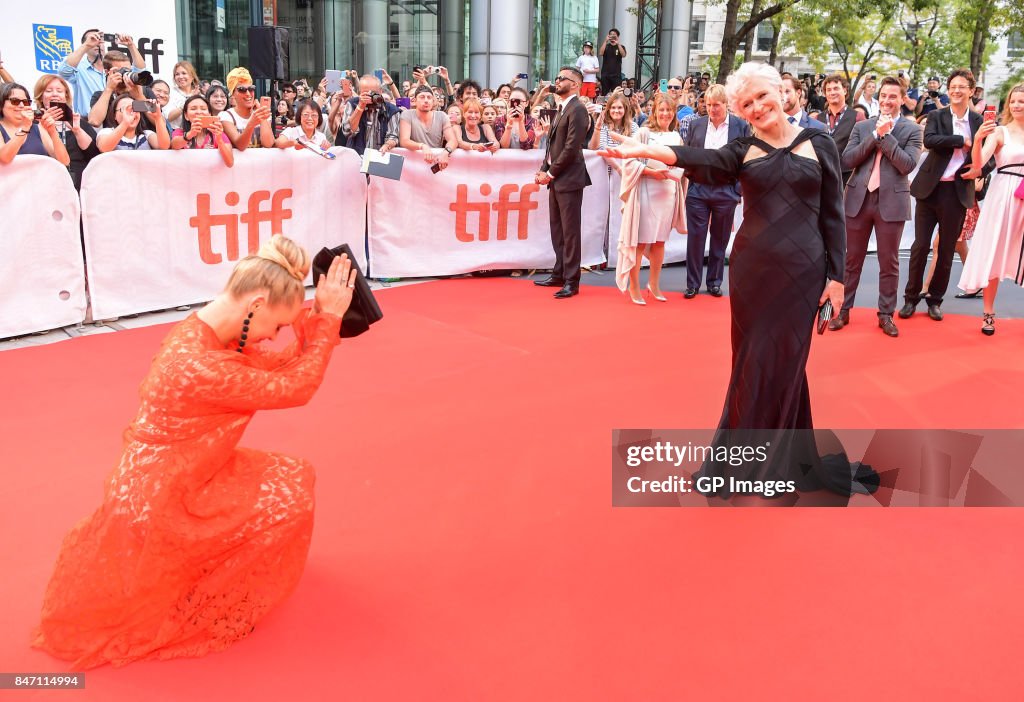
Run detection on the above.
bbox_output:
[796,111,826,131]
[541,97,592,192]
[842,116,923,222]
[910,106,993,208]
[683,115,751,198]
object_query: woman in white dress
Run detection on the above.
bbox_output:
[616,93,685,304]
[958,83,1024,336]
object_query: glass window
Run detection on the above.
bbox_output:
[756,23,774,53]
[690,19,705,51]
[532,0,599,84]
[1009,31,1024,59]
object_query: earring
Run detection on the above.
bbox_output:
[237,311,253,352]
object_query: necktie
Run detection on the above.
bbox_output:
[867,150,883,192]
[788,115,797,125]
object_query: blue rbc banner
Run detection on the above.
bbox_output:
[33,23,74,73]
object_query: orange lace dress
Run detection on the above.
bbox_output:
[33,310,341,669]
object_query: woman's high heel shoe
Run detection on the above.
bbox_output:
[982,313,995,336]
[624,288,646,305]
[647,284,667,302]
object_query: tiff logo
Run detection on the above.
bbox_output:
[448,183,540,242]
[107,37,166,74]
[189,190,293,264]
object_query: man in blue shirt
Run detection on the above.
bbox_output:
[58,30,145,117]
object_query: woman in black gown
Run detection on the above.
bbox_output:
[601,63,877,503]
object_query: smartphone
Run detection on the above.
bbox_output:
[396,97,411,108]
[539,108,557,122]
[260,95,271,109]
[517,73,529,80]
[131,99,156,113]
[325,69,342,93]
[659,78,668,93]
[430,163,442,174]
[596,96,607,105]
[50,103,73,123]
[195,115,219,129]
[374,69,385,83]
[983,105,997,122]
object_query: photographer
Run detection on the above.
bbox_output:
[219,67,274,150]
[171,95,233,167]
[96,93,169,151]
[0,83,71,166]
[599,29,627,95]
[916,76,949,117]
[398,85,459,170]
[86,50,151,128]
[335,74,400,155]
[58,30,145,117]
[494,87,537,150]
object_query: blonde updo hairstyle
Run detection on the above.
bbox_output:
[724,62,784,116]
[226,234,310,307]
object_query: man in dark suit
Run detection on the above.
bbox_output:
[833,76,923,337]
[820,74,862,183]
[782,76,826,130]
[681,84,751,298]
[901,68,992,320]
[534,66,592,299]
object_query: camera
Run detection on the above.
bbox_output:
[928,90,939,99]
[369,91,384,108]
[870,74,877,81]
[116,67,153,87]
[622,88,633,97]
[33,108,44,121]
[103,33,117,44]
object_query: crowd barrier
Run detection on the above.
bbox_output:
[4,146,927,335]
[0,156,86,338]
[80,148,367,320]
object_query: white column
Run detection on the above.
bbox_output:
[362,0,389,73]
[441,0,466,78]
[613,0,638,79]
[470,0,530,87]
[660,0,692,78]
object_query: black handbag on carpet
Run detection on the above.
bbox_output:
[311,244,383,338]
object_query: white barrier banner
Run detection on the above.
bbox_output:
[81,148,367,319]
[367,149,610,278]
[0,156,86,338]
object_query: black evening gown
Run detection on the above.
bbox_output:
[669,129,869,500]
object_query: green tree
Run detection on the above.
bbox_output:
[714,0,803,82]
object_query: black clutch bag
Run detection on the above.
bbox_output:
[311,244,383,338]
[817,299,833,335]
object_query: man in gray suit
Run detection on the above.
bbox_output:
[832,76,922,337]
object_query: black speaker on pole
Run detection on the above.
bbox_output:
[247,26,290,80]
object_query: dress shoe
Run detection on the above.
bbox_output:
[927,304,943,321]
[625,288,646,305]
[534,277,564,287]
[828,309,849,331]
[898,301,917,319]
[646,284,667,302]
[553,284,579,299]
[683,288,698,299]
[955,289,982,299]
[709,286,723,297]
[878,315,899,337]
[982,313,995,336]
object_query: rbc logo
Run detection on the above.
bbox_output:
[34,24,74,73]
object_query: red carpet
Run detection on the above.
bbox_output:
[2,279,1023,700]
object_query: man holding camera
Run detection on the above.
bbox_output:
[86,51,152,128]
[58,30,146,118]
[599,29,627,96]
[337,74,400,155]
[534,67,591,299]
[916,76,949,118]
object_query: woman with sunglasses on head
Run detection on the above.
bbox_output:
[494,87,537,150]
[32,75,96,188]
[0,83,71,166]
[171,95,234,167]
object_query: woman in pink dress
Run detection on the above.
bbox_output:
[34,236,358,668]
[959,83,1024,335]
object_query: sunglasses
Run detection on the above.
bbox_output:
[234,85,256,94]
[554,75,577,84]
[667,85,683,90]
[7,97,32,107]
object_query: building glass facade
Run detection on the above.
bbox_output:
[176,0,597,88]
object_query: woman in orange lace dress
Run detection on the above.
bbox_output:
[33,235,358,668]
